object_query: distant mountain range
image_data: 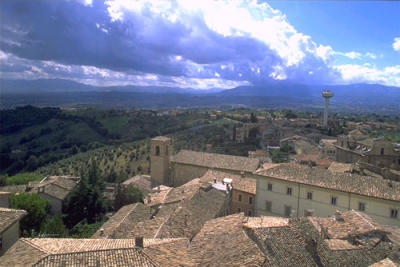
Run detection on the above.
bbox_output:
[1,79,399,115]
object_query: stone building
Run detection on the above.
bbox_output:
[170,150,260,187]
[335,129,400,170]
[0,208,27,255]
[150,136,171,185]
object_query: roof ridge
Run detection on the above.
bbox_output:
[106,203,140,238]
[21,238,51,254]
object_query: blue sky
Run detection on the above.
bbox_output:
[1,0,399,89]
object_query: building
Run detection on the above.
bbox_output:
[170,150,260,187]
[26,176,78,215]
[335,130,400,170]
[0,208,27,255]
[93,178,231,241]
[199,170,257,216]
[150,136,172,185]
[0,237,194,266]
[319,139,337,159]
[254,163,400,226]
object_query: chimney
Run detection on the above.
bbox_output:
[334,210,342,221]
[213,177,217,183]
[135,236,144,248]
[240,171,245,178]
[147,194,152,203]
[100,228,104,235]
[206,144,212,153]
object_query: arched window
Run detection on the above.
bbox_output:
[156,146,160,156]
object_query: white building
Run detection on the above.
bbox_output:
[254,163,400,226]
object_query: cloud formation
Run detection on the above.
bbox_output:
[0,0,398,88]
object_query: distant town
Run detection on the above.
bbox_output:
[1,91,399,265]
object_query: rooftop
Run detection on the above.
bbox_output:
[92,203,154,239]
[0,208,27,234]
[255,163,400,201]
[1,238,192,266]
[199,170,257,195]
[171,150,260,173]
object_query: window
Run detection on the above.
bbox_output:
[307,192,313,200]
[265,201,272,212]
[331,196,337,205]
[284,205,292,217]
[358,202,366,212]
[237,208,242,213]
[248,210,252,217]
[155,146,160,156]
[166,146,168,155]
[381,148,385,155]
[267,183,273,191]
[238,194,243,202]
[0,236,2,249]
[287,187,292,195]
[391,209,398,219]
[249,196,253,205]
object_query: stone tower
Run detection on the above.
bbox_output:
[150,136,171,185]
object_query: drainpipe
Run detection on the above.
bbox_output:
[297,183,300,217]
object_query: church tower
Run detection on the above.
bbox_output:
[150,136,171,185]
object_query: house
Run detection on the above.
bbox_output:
[335,130,400,170]
[122,175,159,196]
[199,170,257,216]
[0,192,11,208]
[26,176,78,215]
[254,163,400,226]
[93,178,231,241]
[191,211,400,266]
[319,139,337,159]
[0,208,27,255]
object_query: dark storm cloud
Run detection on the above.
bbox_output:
[0,0,286,84]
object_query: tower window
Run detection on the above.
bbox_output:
[381,148,384,155]
[156,146,160,156]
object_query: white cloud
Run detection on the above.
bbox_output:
[393,37,400,52]
[335,64,400,86]
[334,51,362,59]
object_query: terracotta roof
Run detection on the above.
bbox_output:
[243,216,289,229]
[191,213,265,266]
[316,158,334,168]
[33,248,160,267]
[172,150,260,173]
[0,208,27,234]
[199,170,257,195]
[313,210,387,240]
[369,258,399,267]
[122,175,159,195]
[1,237,192,267]
[255,163,400,201]
[92,203,154,239]
[328,162,353,173]
[31,176,77,200]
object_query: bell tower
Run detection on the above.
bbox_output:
[150,136,171,185]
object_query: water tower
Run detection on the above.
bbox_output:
[322,90,334,127]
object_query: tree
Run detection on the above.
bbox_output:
[40,215,67,238]
[250,112,258,123]
[115,183,144,210]
[64,161,106,227]
[26,155,38,171]
[10,193,50,236]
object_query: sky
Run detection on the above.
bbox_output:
[1,0,399,89]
